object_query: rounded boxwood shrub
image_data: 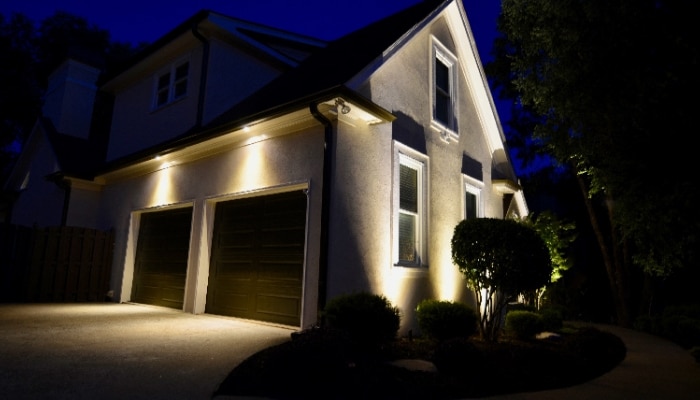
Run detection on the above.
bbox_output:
[432,336,485,375]
[322,292,401,349]
[505,310,544,340]
[562,327,626,375]
[416,299,478,341]
[539,306,564,332]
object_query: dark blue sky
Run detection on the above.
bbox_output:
[2,0,527,172]
[0,1,501,51]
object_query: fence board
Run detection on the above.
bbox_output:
[0,224,114,303]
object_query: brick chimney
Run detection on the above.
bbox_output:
[42,59,101,139]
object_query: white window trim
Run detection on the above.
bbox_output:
[430,36,459,142]
[463,175,484,220]
[393,142,429,268]
[152,58,190,110]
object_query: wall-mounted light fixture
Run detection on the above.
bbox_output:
[335,98,351,114]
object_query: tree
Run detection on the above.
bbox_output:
[520,211,576,309]
[0,11,142,183]
[451,218,552,341]
[488,0,699,326]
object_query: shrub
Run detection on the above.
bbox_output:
[539,306,564,332]
[562,327,626,375]
[322,292,401,350]
[416,299,478,341]
[505,310,544,340]
[432,337,485,375]
[661,315,700,349]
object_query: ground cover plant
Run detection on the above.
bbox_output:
[212,323,626,399]
[213,293,626,399]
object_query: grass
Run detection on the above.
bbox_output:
[212,324,626,399]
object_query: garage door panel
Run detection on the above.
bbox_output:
[213,261,256,279]
[206,190,306,326]
[258,261,303,282]
[256,294,300,319]
[131,207,192,310]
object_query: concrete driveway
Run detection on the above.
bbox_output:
[0,303,293,400]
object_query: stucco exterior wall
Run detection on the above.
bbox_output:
[330,14,512,334]
[99,125,326,328]
[106,47,203,162]
[202,39,284,125]
[8,133,65,228]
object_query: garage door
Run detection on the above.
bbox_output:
[206,190,307,326]
[131,207,193,310]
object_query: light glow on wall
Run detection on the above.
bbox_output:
[150,164,174,207]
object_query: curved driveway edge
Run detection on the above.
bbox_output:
[0,303,293,400]
[482,322,700,400]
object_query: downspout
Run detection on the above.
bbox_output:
[191,24,210,127]
[46,173,71,226]
[310,102,333,325]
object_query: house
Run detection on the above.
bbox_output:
[3,0,527,335]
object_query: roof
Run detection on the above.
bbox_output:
[89,0,449,176]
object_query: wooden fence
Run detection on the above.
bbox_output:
[0,224,114,303]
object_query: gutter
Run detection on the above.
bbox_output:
[191,23,210,128]
[309,102,332,324]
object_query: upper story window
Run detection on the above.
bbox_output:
[154,60,189,109]
[431,37,458,141]
[464,175,483,220]
[394,144,428,267]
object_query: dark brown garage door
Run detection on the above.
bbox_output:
[131,207,193,310]
[206,190,307,326]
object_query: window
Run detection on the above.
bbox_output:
[431,37,458,140]
[464,176,483,220]
[154,61,189,108]
[395,148,427,267]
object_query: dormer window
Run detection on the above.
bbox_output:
[431,37,458,141]
[154,61,189,108]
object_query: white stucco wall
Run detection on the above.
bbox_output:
[202,39,284,125]
[325,12,517,335]
[99,125,326,328]
[8,132,65,228]
[106,48,203,162]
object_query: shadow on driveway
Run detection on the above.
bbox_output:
[0,303,293,400]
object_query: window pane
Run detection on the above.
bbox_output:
[399,213,416,262]
[466,192,476,219]
[157,89,169,106]
[400,164,418,213]
[158,72,170,90]
[174,81,187,98]
[436,92,449,125]
[175,62,189,80]
[436,60,449,91]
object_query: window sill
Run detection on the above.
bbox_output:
[430,120,458,143]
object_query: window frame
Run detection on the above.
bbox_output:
[430,36,459,142]
[152,59,190,110]
[394,143,429,268]
[463,175,484,220]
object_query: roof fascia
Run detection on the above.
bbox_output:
[345,1,450,90]
[95,86,394,180]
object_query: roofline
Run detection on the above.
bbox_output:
[94,86,394,177]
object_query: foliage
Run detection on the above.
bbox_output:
[489,0,699,326]
[505,310,544,340]
[562,327,627,374]
[521,211,576,282]
[215,324,628,399]
[539,306,564,332]
[451,218,552,341]
[322,291,401,350]
[431,337,484,375]
[415,299,478,342]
